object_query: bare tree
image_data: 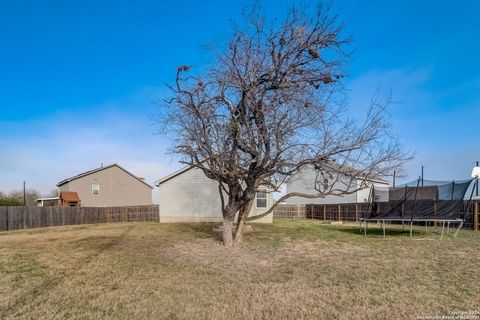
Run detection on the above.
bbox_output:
[159,4,410,246]
[0,191,23,206]
[8,189,41,206]
[46,189,59,198]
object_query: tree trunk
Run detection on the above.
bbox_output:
[222,216,234,246]
[234,218,245,246]
[233,200,254,246]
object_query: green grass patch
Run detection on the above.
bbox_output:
[0,220,478,319]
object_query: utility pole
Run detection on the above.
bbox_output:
[393,170,396,188]
[23,181,26,206]
[476,161,479,197]
[421,165,424,186]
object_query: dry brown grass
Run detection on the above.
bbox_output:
[0,220,479,320]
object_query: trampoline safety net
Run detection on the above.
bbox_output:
[366,179,474,221]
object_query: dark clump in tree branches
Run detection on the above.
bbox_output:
[158,3,410,246]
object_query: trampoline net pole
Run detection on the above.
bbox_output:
[366,177,475,239]
[463,178,478,226]
[409,178,420,238]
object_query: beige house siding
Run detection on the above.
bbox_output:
[286,165,389,205]
[157,167,273,223]
[58,165,152,207]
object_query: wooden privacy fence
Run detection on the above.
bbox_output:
[273,201,480,231]
[273,203,370,221]
[0,205,159,232]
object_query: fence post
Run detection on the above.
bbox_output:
[338,205,341,221]
[5,207,9,231]
[355,204,359,222]
[474,202,479,231]
[323,205,326,221]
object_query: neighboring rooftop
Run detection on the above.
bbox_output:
[60,191,81,203]
[155,165,194,186]
[155,161,389,188]
[57,163,153,189]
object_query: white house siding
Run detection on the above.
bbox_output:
[356,181,390,203]
[285,165,389,205]
[158,167,273,223]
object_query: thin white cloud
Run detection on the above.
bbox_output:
[2,71,479,198]
[0,87,183,200]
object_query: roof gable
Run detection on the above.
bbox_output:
[57,163,153,189]
[155,165,194,186]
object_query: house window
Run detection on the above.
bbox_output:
[316,177,330,191]
[256,189,267,208]
[322,178,329,191]
[92,184,100,195]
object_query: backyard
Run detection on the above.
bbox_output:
[0,220,479,320]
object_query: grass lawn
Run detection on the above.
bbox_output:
[0,220,479,320]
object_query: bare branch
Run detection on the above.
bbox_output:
[156,3,411,245]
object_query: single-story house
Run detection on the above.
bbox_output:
[57,163,153,207]
[36,191,81,207]
[155,166,273,223]
[36,197,60,207]
[285,164,389,205]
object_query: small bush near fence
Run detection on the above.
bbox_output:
[0,205,159,232]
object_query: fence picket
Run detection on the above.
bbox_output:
[273,201,480,231]
[0,205,159,231]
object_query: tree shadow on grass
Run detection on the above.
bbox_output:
[186,223,224,242]
[332,225,416,238]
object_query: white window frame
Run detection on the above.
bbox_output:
[255,188,268,209]
[92,183,100,195]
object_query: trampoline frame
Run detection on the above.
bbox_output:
[360,177,477,239]
[359,218,464,239]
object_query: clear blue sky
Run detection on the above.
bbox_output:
[1,0,479,195]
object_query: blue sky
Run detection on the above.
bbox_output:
[1,0,479,196]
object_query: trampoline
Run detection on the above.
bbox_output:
[360,177,478,239]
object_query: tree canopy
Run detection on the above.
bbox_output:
[159,4,409,246]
